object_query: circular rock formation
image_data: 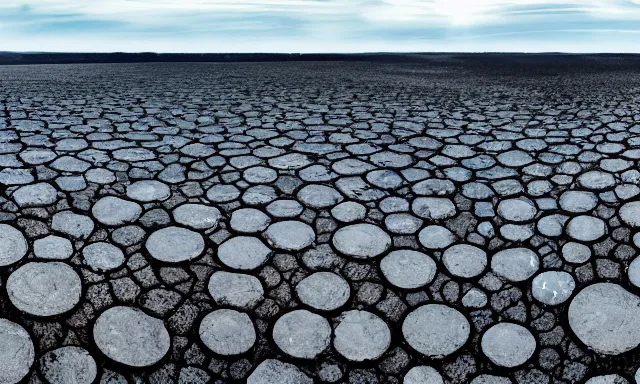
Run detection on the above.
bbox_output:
[332,223,391,259]
[217,236,272,270]
[380,250,437,289]
[491,248,539,282]
[568,283,640,355]
[333,310,391,361]
[82,242,125,272]
[208,271,264,310]
[93,306,170,367]
[173,204,221,230]
[481,322,536,367]
[146,226,205,263]
[7,262,82,317]
[404,366,444,384]
[402,304,470,358]
[0,224,28,267]
[247,359,312,384]
[92,196,142,226]
[531,271,575,305]
[566,215,606,242]
[272,310,331,359]
[296,272,350,311]
[264,221,315,251]
[0,319,34,384]
[39,346,97,384]
[199,309,256,356]
[442,244,487,278]
[126,180,171,202]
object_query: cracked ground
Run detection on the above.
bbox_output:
[2,56,640,383]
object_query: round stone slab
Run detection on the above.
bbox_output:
[566,215,606,242]
[491,248,539,282]
[620,201,640,227]
[247,359,312,384]
[7,262,82,317]
[263,221,315,251]
[332,223,391,259]
[199,309,256,356]
[173,204,221,230]
[380,250,437,289]
[442,244,487,278]
[0,224,28,267]
[82,242,126,272]
[92,196,142,226]
[208,271,264,310]
[0,319,35,384]
[93,306,170,367]
[296,272,350,311]
[418,225,455,250]
[272,310,331,359]
[229,208,270,233]
[531,271,576,306]
[403,304,470,358]
[481,322,536,367]
[13,182,58,207]
[146,227,205,263]
[333,310,391,361]
[218,236,272,270]
[33,235,73,260]
[404,366,444,384]
[568,283,640,355]
[39,346,97,384]
[126,180,171,202]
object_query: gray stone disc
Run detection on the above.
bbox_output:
[146,226,205,263]
[93,306,170,367]
[7,262,82,317]
[0,319,35,384]
[199,309,256,356]
[0,224,28,267]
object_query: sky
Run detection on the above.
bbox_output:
[1,0,640,53]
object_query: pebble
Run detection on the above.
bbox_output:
[39,346,97,384]
[0,224,28,266]
[296,272,350,311]
[264,221,315,251]
[381,250,437,289]
[0,319,34,384]
[332,223,391,258]
[481,322,536,367]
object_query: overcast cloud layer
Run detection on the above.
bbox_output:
[1,0,640,52]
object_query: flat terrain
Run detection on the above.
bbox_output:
[1,57,640,383]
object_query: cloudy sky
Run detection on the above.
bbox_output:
[1,0,640,53]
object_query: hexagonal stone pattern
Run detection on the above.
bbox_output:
[3,59,640,382]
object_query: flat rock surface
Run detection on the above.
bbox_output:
[2,57,640,382]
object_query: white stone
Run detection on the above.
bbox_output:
[566,215,606,242]
[93,306,170,367]
[230,208,270,233]
[333,310,391,361]
[199,309,256,355]
[208,271,264,309]
[418,225,455,250]
[0,224,28,267]
[146,227,205,263]
[39,346,97,384]
[218,236,272,270]
[531,271,575,305]
[402,304,470,358]
[34,235,73,260]
[92,196,142,226]
[380,250,437,289]
[247,359,312,384]
[442,244,487,278]
[13,183,57,207]
[7,262,82,317]
[82,242,125,272]
[491,248,539,282]
[126,180,171,202]
[296,272,350,311]
[481,323,536,367]
[0,319,34,384]
[264,221,315,251]
[332,224,391,259]
[173,204,221,230]
[272,310,331,359]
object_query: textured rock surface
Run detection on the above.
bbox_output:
[2,58,640,382]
